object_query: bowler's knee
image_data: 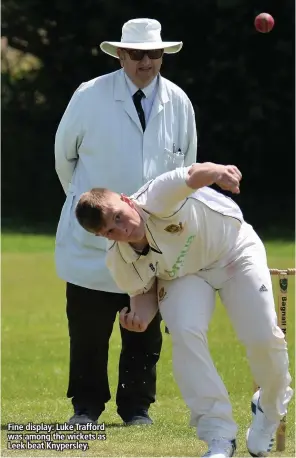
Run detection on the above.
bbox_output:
[243,322,286,347]
[245,326,288,366]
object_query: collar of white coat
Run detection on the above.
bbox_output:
[107,204,154,263]
[124,72,158,100]
[114,69,169,104]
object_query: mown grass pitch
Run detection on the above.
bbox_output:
[1,234,295,457]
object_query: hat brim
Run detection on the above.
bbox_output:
[100,41,183,58]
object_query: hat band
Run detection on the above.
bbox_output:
[121,30,161,43]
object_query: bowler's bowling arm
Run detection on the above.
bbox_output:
[141,162,242,217]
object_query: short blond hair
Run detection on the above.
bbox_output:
[75,188,116,233]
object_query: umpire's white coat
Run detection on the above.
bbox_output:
[54,69,197,291]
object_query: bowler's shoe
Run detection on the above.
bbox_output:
[246,390,278,457]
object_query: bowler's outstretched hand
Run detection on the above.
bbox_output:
[216,165,242,194]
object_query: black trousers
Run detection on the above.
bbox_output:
[66,283,162,421]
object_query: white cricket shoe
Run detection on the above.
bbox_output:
[246,390,279,457]
[202,438,236,457]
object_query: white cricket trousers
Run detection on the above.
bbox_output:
[158,222,293,442]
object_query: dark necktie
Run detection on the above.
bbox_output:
[133,89,146,131]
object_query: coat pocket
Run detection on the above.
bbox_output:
[164,148,185,170]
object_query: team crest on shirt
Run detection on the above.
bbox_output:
[164,222,184,234]
[158,287,167,303]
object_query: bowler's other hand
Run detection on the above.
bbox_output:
[216,165,242,194]
[119,307,148,332]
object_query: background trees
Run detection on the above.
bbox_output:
[2,0,295,234]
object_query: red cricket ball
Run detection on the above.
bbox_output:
[254,13,275,33]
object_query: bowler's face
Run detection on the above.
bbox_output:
[118,49,163,88]
[96,195,146,243]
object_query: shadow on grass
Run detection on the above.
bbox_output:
[2,221,57,236]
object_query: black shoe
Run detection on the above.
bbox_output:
[123,409,153,426]
[68,410,98,425]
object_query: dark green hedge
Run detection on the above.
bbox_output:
[2,0,295,234]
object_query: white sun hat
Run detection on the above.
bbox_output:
[100,18,183,58]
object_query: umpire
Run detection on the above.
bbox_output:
[54,18,197,425]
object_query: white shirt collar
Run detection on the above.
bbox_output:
[107,205,154,264]
[124,72,158,99]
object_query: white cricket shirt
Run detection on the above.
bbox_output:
[106,167,244,296]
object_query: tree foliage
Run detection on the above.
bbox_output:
[2,0,295,233]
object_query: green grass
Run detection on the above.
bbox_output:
[1,234,295,457]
